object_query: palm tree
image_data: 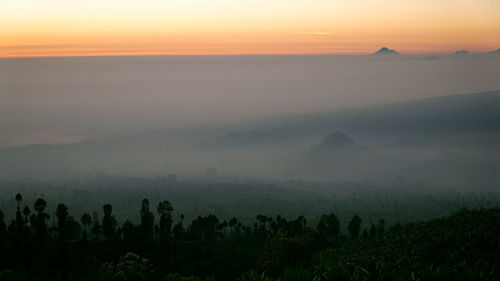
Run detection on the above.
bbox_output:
[56,203,69,240]
[102,204,117,240]
[15,193,23,207]
[23,206,31,235]
[140,198,154,240]
[34,198,47,213]
[15,194,24,236]
[80,213,92,243]
[33,198,49,238]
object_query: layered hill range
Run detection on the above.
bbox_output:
[1,91,499,187]
[208,91,500,184]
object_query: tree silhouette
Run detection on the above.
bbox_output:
[121,220,135,241]
[140,198,155,240]
[15,193,24,236]
[317,216,328,238]
[347,215,361,239]
[33,198,49,238]
[80,213,92,243]
[299,215,306,232]
[56,203,69,240]
[255,214,270,240]
[91,211,101,240]
[317,212,340,240]
[102,204,117,240]
[15,193,22,207]
[23,206,31,224]
[0,209,6,231]
[229,217,239,240]
[157,200,173,238]
[23,206,31,236]
[172,214,185,240]
[327,213,340,239]
[218,220,228,238]
[64,216,81,240]
[189,214,220,241]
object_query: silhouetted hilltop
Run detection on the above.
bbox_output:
[307,131,363,158]
[315,131,360,151]
[454,50,469,55]
[372,47,399,55]
[296,131,364,180]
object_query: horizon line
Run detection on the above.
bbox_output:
[1,50,498,60]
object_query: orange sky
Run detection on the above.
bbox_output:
[1,0,499,58]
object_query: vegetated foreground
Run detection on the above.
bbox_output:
[0,196,498,281]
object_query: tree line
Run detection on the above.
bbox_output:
[0,193,388,244]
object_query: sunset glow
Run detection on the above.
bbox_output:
[1,0,499,58]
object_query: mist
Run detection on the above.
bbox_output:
[1,54,499,188]
[2,54,500,145]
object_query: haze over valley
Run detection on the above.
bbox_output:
[1,53,499,188]
[2,0,500,278]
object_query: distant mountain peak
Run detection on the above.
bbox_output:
[373,47,399,55]
[303,131,363,166]
[454,50,469,55]
[317,131,359,150]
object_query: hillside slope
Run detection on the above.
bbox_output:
[307,207,500,281]
[213,90,500,146]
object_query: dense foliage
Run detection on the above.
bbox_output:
[305,207,500,281]
[0,190,498,281]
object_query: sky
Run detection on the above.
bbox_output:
[1,0,499,57]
